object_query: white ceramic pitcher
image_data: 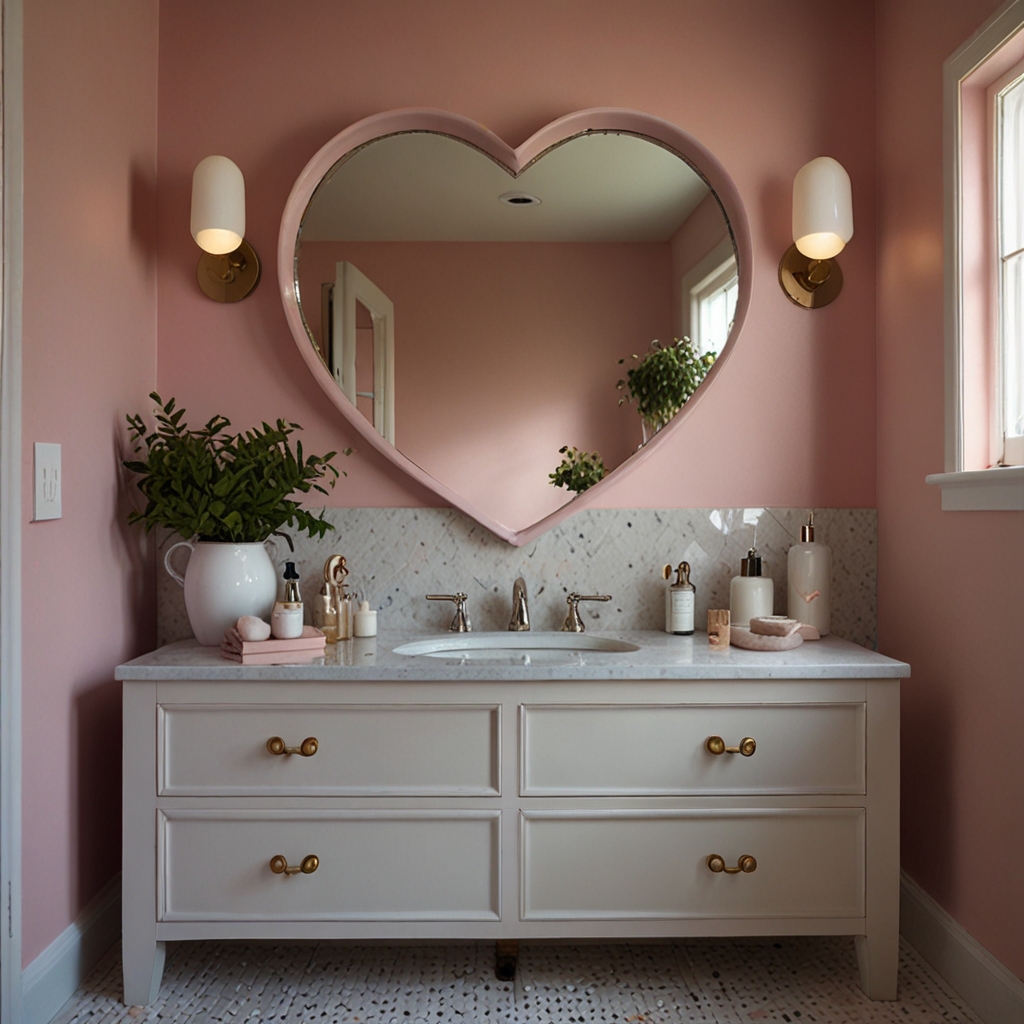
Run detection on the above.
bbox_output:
[164,540,279,646]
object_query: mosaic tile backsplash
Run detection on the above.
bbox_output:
[157,507,876,649]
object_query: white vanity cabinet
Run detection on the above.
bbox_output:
[119,634,906,1007]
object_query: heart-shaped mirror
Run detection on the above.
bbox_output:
[279,109,751,545]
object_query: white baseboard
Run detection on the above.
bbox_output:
[22,874,121,1024]
[901,870,1024,1024]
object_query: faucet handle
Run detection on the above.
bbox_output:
[427,593,472,632]
[560,593,611,633]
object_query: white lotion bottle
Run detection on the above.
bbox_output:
[353,599,377,638]
[787,511,831,635]
[729,547,773,628]
[662,561,695,635]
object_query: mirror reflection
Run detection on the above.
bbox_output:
[294,130,737,531]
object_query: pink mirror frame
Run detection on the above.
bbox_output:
[279,108,752,547]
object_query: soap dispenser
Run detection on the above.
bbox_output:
[662,561,695,635]
[787,511,831,635]
[729,547,773,628]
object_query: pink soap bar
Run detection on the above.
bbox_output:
[749,616,801,637]
[730,627,804,652]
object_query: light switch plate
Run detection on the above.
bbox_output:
[33,442,61,521]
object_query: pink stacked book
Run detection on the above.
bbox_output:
[220,625,327,665]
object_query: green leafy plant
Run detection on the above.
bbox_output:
[549,446,606,494]
[617,337,716,435]
[123,393,349,548]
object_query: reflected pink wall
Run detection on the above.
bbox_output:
[877,0,1024,979]
[156,0,878,513]
[298,241,672,529]
[21,0,159,964]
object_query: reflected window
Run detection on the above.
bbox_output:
[690,256,738,357]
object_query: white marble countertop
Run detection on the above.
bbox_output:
[116,630,909,682]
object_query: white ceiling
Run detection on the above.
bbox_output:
[300,131,712,243]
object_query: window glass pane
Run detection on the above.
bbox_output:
[698,280,735,355]
[1000,77,1024,255]
[691,260,737,357]
[1003,251,1024,438]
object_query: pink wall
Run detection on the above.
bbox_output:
[156,0,878,514]
[299,240,672,529]
[21,0,159,965]
[877,0,1024,980]
[18,0,1021,991]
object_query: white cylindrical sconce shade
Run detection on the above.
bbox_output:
[191,155,245,255]
[792,156,853,261]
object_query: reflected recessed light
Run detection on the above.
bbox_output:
[499,191,542,206]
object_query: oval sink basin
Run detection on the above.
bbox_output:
[393,632,640,663]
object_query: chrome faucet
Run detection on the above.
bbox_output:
[427,593,471,632]
[508,577,530,631]
[561,593,612,633]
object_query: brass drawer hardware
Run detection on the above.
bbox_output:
[705,735,756,756]
[269,854,320,876]
[706,853,757,874]
[266,736,319,757]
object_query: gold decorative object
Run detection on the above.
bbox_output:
[266,736,319,757]
[708,609,731,648]
[269,854,320,876]
[705,735,756,756]
[706,853,757,874]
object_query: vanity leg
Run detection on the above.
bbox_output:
[855,933,898,1000]
[122,681,166,1005]
[856,679,901,1000]
[495,940,518,980]
[122,940,166,1007]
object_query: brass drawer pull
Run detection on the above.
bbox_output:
[266,736,319,757]
[269,854,320,876]
[705,735,756,756]
[706,853,757,874]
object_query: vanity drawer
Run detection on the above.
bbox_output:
[520,703,865,796]
[158,809,501,922]
[158,704,500,796]
[521,808,864,921]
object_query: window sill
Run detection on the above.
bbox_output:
[925,466,1024,510]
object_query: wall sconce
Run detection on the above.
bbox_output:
[190,155,261,302]
[778,156,853,309]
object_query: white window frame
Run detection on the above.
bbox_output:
[990,58,1024,466]
[927,0,1024,509]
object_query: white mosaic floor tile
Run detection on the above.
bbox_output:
[51,937,979,1024]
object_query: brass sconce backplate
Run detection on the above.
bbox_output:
[778,243,843,309]
[197,239,261,302]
